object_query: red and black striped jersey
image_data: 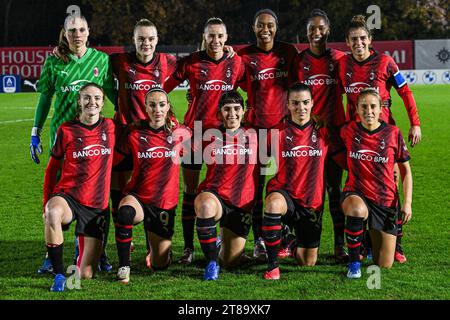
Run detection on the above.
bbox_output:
[164,51,245,129]
[266,120,343,211]
[337,51,420,126]
[111,52,177,125]
[198,127,259,212]
[50,118,115,209]
[340,121,410,207]
[238,42,298,129]
[116,122,190,210]
[293,48,346,128]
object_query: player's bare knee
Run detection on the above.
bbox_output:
[45,207,63,226]
[195,198,217,219]
[265,193,285,213]
[346,206,367,218]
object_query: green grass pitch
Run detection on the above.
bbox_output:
[0,86,449,300]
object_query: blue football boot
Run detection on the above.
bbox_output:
[50,274,66,292]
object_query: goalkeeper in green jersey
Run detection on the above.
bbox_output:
[32,13,116,275]
[30,13,115,164]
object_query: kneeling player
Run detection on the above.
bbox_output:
[194,91,258,280]
[42,83,115,292]
[262,83,345,280]
[340,88,413,279]
[114,88,189,284]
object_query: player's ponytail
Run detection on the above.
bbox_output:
[57,28,71,64]
[346,14,372,39]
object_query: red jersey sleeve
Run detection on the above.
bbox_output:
[50,126,65,159]
[165,54,178,80]
[164,55,188,93]
[395,128,411,163]
[43,155,62,210]
[387,57,420,126]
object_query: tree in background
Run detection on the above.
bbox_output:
[0,0,448,46]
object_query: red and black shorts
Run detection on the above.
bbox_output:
[341,191,398,236]
[51,193,107,240]
[269,190,323,249]
[132,194,176,240]
[201,190,252,239]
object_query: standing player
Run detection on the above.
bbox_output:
[42,83,115,291]
[262,83,345,280]
[340,88,413,278]
[31,13,115,274]
[337,15,421,262]
[292,9,348,262]
[238,9,298,261]
[114,88,189,284]
[164,17,245,265]
[110,19,178,266]
[194,91,258,280]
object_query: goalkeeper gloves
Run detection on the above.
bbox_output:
[30,126,43,164]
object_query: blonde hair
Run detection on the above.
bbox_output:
[133,18,157,36]
[357,88,382,106]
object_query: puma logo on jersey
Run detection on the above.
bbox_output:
[347,72,352,78]
[286,136,293,142]
[201,70,208,76]
[129,68,136,75]
[61,71,69,76]
[303,66,311,71]
[77,138,83,142]
[140,136,148,143]
[250,61,257,66]
[354,137,361,143]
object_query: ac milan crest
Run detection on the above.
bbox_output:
[329,63,334,72]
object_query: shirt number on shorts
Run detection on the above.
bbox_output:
[309,210,322,223]
[159,211,170,227]
[241,213,252,226]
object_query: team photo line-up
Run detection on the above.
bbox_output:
[29,7,420,292]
